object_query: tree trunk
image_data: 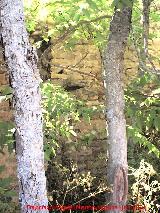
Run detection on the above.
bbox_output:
[0,0,49,212]
[103,3,133,212]
[142,0,152,61]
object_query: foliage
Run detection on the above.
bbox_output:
[132,0,160,42]
[41,81,102,160]
[0,86,15,153]
[24,0,113,48]
[0,121,15,154]
[126,72,160,213]
[129,160,160,212]
[0,85,13,98]
[1,0,160,211]
[24,0,160,51]
[125,72,160,158]
[0,81,102,160]
[131,0,160,63]
[47,162,107,211]
[111,0,133,10]
[0,165,19,213]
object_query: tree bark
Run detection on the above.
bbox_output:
[0,0,49,212]
[142,0,152,61]
[103,3,133,212]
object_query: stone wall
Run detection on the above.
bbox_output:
[0,38,150,206]
[44,42,140,194]
[0,41,139,181]
[49,43,107,181]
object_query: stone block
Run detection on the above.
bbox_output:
[51,73,68,80]
[0,73,7,85]
[0,110,13,121]
[86,100,100,106]
[51,58,75,66]
[68,72,84,81]
[0,101,10,110]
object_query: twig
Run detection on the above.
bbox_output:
[51,15,112,46]
[62,179,70,206]
[52,63,96,77]
[39,14,111,63]
[131,31,160,75]
[42,50,97,77]
[40,46,97,78]
[72,52,88,68]
[72,185,108,206]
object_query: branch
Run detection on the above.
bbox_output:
[139,55,160,75]
[51,14,112,45]
[131,32,160,75]
[72,52,88,68]
[72,185,108,206]
[41,51,97,78]
[52,63,96,78]
[39,14,111,71]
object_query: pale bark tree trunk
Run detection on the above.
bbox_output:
[103,2,133,212]
[0,0,49,212]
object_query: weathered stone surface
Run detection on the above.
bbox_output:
[0,100,10,110]
[1,38,160,203]
[0,73,7,85]
[0,41,140,182]
[51,73,68,80]
[0,110,13,121]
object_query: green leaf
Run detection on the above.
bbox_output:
[111,0,119,8]
[0,177,12,188]
[86,0,98,10]
[154,118,160,131]
[74,13,81,22]
[0,86,12,95]
[5,190,17,197]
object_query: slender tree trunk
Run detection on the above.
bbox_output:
[142,0,152,61]
[103,3,133,212]
[0,0,49,212]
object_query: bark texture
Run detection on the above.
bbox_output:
[0,0,48,212]
[103,3,133,212]
[142,0,152,59]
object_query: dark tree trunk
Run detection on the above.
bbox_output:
[103,2,133,212]
[0,0,49,212]
[142,0,152,61]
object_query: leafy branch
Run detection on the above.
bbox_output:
[51,14,112,45]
